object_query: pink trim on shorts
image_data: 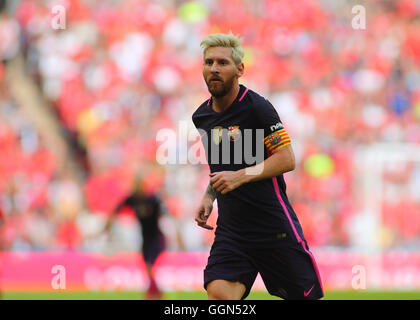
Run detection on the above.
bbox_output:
[271,176,324,295]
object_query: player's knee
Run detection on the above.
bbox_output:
[207,289,240,300]
[206,280,245,300]
[207,289,236,300]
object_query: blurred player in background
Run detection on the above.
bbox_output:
[193,32,323,300]
[103,178,183,300]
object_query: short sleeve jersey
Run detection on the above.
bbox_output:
[192,85,305,248]
[116,193,164,241]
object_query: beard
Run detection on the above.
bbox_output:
[206,76,235,98]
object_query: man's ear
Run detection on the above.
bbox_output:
[237,62,244,77]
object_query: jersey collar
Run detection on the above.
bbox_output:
[207,84,248,114]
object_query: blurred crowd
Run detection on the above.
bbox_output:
[0,0,419,252]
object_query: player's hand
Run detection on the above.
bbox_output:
[209,170,247,195]
[195,196,214,230]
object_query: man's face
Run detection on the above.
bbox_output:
[203,46,244,98]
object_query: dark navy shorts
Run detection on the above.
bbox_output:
[142,233,165,266]
[204,237,324,300]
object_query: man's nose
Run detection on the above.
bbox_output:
[210,63,219,73]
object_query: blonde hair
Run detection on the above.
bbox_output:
[200,32,244,65]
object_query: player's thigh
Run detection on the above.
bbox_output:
[204,239,258,300]
[142,235,165,266]
[254,243,323,300]
[206,279,246,300]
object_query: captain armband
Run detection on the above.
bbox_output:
[264,128,291,154]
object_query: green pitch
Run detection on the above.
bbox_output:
[2,290,420,300]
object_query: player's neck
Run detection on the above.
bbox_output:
[212,83,240,113]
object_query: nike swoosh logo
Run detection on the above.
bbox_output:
[304,284,315,297]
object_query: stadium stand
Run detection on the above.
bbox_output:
[0,0,419,253]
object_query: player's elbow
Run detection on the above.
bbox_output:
[272,145,296,173]
[276,156,295,174]
[283,148,296,173]
[290,159,296,171]
[285,158,295,172]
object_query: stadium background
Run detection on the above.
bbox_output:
[0,0,419,299]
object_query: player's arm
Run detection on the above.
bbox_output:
[194,183,217,230]
[157,199,186,250]
[191,115,219,229]
[209,144,295,194]
[102,199,127,233]
[249,123,296,181]
[210,99,295,194]
[103,214,115,232]
[242,141,295,183]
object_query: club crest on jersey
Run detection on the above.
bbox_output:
[212,126,223,145]
[228,126,241,141]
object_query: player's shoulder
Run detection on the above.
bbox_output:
[192,98,212,124]
[192,98,211,117]
[242,86,274,111]
[147,193,161,203]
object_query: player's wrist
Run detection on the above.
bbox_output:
[202,192,216,204]
[237,168,253,185]
[204,183,217,201]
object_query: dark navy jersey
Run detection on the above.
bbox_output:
[192,85,305,248]
[116,193,164,242]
